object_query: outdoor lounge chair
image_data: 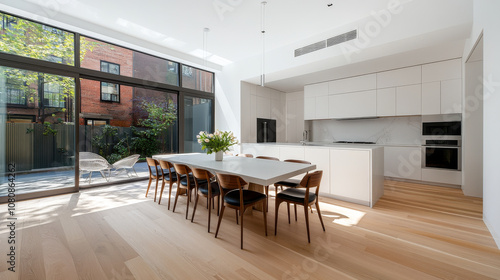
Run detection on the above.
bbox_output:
[113,154,140,178]
[79,152,112,184]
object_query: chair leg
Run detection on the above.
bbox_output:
[294,204,298,221]
[146,177,152,197]
[217,195,220,216]
[316,201,326,231]
[186,188,191,219]
[275,199,281,236]
[286,202,291,224]
[154,177,159,202]
[133,167,138,177]
[89,171,93,184]
[191,192,200,223]
[304,204,311,243]
[240,206,244,250]
[263,199,267,237]
[167,181,173,210]
[158,180,166,204]
[207,195,212,232]
[215,203,226,238]
[173,188,181,213]
[235,209,239,225]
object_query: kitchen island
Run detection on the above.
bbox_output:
[240,143,384,207]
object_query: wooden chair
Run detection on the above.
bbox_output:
[145,158,161,202]
[274,170,325,243]
[172,163,197,219]
[256,156,280,212]
[215,173,267,249]
[157,159,177,210]
[236,153,254,158]
[190,167,220,232]
[274,159,313,222]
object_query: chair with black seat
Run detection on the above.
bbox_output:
[190,167,220,232]
[274,170,325,243]
[145,158,162,202]
[215,173,267,249]
[255,156,280,212]
[274,159,313,223]
[172,163,197,219]
[157,159,177,209]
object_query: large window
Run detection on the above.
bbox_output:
[181,65,214,93]
[5,78,26,105]
[184,96,213,152]
[44,81,66,108]
[0,12,74,65]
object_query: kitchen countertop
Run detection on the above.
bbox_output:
[242,142,422,148]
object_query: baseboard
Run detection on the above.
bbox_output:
[384,176,461,189]
[483,215,500,249]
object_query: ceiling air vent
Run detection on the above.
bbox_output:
[294,29,357,57]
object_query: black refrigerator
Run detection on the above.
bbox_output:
[257,118,276,143]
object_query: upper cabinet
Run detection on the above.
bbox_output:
[329,90,376,119]
[421,59,462,115]
[304,82,329,120]
[377,66,421,88]
[328,74,376,95]
[396,84,422,116]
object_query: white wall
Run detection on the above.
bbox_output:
[467,0,500,248]
[285,91,304,143]
[462,59,483,197]
[310,117,421,145]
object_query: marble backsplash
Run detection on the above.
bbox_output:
[309,116,422,145]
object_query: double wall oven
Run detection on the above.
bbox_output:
[421,114,461,171]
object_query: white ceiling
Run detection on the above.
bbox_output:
[0,0,474,92]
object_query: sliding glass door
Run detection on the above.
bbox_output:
[183,96,213,153]
[0,66,76,200]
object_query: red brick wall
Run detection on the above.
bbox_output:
[80,37,134,127]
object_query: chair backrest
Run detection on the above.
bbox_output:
[284,159,311,165]
[216,173,247,206]
[158,159,175,180]
[256,156,279,161]
[191,167,215,193]
[173,163,190,176]
[237,154,254,158]
[146,158,159,176]
[299,170,323,197]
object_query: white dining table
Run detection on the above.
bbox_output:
[152,153,316,186]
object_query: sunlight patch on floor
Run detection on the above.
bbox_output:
[317,201,366,227]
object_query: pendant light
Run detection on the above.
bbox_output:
[260,1,267,87]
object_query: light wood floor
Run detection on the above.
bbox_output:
[1,180,499,279]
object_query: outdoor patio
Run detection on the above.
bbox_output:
[0,161,149,196]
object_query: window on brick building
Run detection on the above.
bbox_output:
[5,78,26,106]
[43,82,66,108]
[100,61,120,102]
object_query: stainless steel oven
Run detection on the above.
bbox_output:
[422,139,461,170]
[421,114,462,171]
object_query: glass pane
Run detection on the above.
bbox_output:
[80,78,178,185]
[80,36,179,86]
[181,65,214,93]
[0,12,75,65]
[0,66,75,197]
[184,96,213,153]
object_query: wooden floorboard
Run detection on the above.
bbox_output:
[0,180,499,279]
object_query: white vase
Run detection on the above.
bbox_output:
[215,151,223,161]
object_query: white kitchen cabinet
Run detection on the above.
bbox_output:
[285,94,305,143]
[384,146,422,181]
[396,84,422,116]
[304,147,331,195]
[376,88,396,116]
[315,95,329,119]
[304,97,315,120]
[279,146,305,161]
[241,143,280,158]
[421,82,441,115]
[329,90,376,118]
[256,95,271,119]
[330,149,371,204]
[328,74,376,95]
[422,59,461,83]
[441,79,462,114]
[304,82,328,97]
[377,65,422,89]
